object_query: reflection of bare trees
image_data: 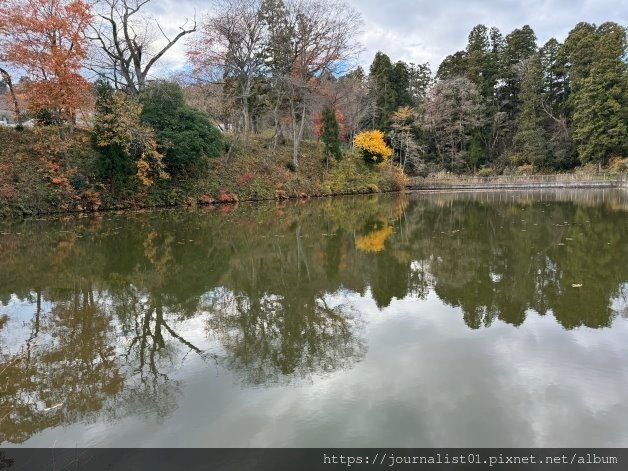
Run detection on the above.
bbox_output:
[0,286,122,444]
[109,286,215,420]
[205,290,365,385]
[200,215,367,385]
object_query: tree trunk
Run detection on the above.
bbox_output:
[241,79,252,137]
[271,91,283,152]
[292,102,307,167]
[0,68,22,127]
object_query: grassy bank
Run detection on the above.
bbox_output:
[0,127,400,219]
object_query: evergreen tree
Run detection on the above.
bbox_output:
[258,0,293,76]
[391,61,413,109]
[499,25,538,119]
[570,22,627,167]
[368,52,396,129]
[512,54,549,166]
[539,38,568,116]
[563,22,598,90]
[464,25,504,166]
[407,62,432,104]
[321,105,342,164]
[436,51,467,79]
[465,25,492,97]
[539,38,577,169]
[140,82,224,177]
[92,79,135,184]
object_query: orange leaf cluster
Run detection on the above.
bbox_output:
[0,0,92,121]
[218,190,239,203]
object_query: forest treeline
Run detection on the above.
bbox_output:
[0,0,627,206]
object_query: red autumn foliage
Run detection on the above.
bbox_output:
[218,190,238,203]
[236,172,254,186]
[0,183,16,200]
[50,176,68,185]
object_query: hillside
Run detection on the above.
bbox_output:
[0,127,401,218]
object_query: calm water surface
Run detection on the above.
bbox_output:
[1,189,627,447]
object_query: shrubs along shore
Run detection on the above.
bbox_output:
[0,127,405,219]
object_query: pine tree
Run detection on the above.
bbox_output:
[321,105,342,164]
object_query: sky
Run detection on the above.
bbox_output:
[126,0,628,76]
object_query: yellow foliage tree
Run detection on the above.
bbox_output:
[353,130,393,163]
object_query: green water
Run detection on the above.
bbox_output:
[1,189,627,447]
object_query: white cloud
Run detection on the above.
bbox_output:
[138,0,627,76]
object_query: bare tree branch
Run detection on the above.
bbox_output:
[89,0,197,93]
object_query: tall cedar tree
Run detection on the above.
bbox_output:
[571,23,628,166]
[321,105,342,164]
[512,54,549,166]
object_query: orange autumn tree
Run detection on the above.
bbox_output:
[0,0,92,124]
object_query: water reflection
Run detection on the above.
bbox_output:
[0,189,627,445]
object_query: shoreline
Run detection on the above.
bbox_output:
[2,180,626,222]
[408,182,628,191]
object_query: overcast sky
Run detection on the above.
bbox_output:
[147,0,627,76]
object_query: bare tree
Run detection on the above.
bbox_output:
[424,77,485,172]
[89,0,196,94]
[389,106,424,172]
[0,67,22,126]
[180,80,234,132]
[281,0,362,167]
[188,0,266,137]
[187,0,360,165]
[336,68,370,144]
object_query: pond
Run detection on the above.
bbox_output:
[1,189,627,448]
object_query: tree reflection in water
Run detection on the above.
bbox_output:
[0,189,626,443]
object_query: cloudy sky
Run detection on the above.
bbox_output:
[147,0,627,75]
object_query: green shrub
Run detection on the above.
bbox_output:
[140,82,224,178]
[69,173,89,191]
[95,143,135,185]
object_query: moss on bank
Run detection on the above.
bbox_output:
[0,127,396,218]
